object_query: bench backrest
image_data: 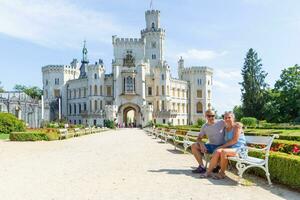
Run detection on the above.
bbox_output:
[169,129,176,134]
[186,131,199,137]
[245,134,278,148]
[58,128,68,133]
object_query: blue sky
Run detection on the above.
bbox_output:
[0,0,299,114]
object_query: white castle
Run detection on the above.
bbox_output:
[42,9,213,127]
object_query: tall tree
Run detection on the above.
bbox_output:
[14,84,43,100]
[0,81,4,92]
[273,65,300,122]
[240,48,268,120]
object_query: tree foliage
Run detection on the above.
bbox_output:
[14,84,43,100]
[272,65,300,122]
[233,105,243,121]
[0,81,4,92]
[240,48,268,120]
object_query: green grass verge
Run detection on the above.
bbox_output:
[0,134,9,140]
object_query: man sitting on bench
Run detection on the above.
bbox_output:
[191,110,225,173]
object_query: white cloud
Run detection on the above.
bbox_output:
[214,69,241,79]
[177,49,228,61]
[0,0,131,49]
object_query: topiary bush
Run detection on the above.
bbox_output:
[241,117,257,128]
[0,113,26,134]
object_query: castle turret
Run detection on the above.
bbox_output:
[178,57,184,79]
[79,40,89,78]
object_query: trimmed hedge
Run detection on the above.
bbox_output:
[0,113,26,134]
[241,117,257,128]
[10,132,49,141]
[9,131,59,141]
[248,151,300,190]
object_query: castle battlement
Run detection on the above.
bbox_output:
[181,66,213,75]
[42,65,78,72]
[112,36,144,46]
[145,10,160,15]
[141,28,165,35]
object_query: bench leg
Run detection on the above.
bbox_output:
[265,164,272,185]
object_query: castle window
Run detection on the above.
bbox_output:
[79,104,82,113]
[94,85,98,95]
[151,42,156,48]
[198,79,202,85]
[162,100,165,110]
[94,73,97,79]
[100,86,103,95]
[182,103,185,113]
[45,80,48,86]
[156,100,159,111]
[54,89,60,98]
[94,100,98,111]
[79,88,81,98]
[152,54,156,60]
[208,80,210,85]
[89,85,92,96]
[196,102,203,113]
[208,90,211,99]
[84,88,86,97]
[54,78,59,85]
[100,100,103,110]
[197,90,202,98]
[69,104,72,115]
[123,51,135,67]
[79,120,82,125]
[74,104,77,115]
[84,103,87,111]
[151,22,155,30]
[177,103,180,112]
[177,89,180,97]
[161,74,164,80]
[167,86,169,95]
[148,87,152,96]
[162,85,165,96]
[125,76,134,93]
[156,86,159,96]
[107,86,112,96]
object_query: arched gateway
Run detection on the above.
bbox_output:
[118,103,142,127]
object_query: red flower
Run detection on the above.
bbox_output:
[292,145,300,154]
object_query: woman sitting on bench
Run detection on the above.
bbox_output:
[200,111,246,179]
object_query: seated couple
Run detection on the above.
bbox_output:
[191,110,246,179]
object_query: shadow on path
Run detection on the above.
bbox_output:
[148,168,238,186]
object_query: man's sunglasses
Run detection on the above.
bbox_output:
[207,115,215,118]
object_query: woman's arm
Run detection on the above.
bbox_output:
[218,124,242,148]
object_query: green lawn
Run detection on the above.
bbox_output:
[245,128,300,136]
[0,134,9,140]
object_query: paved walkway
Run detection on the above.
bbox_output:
[0,128,298,200]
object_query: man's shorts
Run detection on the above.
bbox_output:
[204,143,221,154]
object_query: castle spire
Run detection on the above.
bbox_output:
[150,0,153,9]
[82,40,89,63]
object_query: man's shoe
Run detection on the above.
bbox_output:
[192,166,206,173]
[212,165,221,173]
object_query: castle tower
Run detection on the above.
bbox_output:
[79,40,89,78]
[141,10,165,67]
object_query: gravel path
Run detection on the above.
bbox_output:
[0,128,298,200]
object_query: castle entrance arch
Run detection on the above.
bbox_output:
[118,103,141,128]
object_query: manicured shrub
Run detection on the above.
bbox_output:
[241,117,257,128]
[104,120,115,129]
[9,132,49,141]
[248,151,300,190]
[0,113,26,134]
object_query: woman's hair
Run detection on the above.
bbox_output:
[224,111,235,119]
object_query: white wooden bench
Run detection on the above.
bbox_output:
[163,129,177,143]
[74,128,80,137]
[58,128,68,140]
[228,134,279,185]
[183,131,199,152]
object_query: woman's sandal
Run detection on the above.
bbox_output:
[212,173,226,180]
[199,173,211,179]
